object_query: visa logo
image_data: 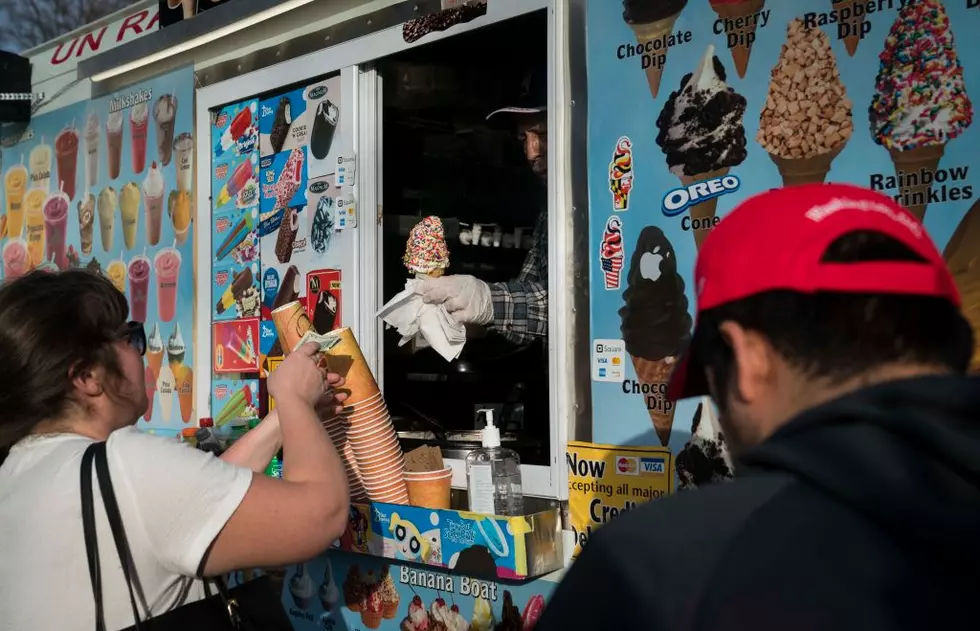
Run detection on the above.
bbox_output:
[640,458,665,476]
[597,358,608,364]
[598,368,606,377]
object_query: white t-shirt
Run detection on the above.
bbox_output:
[0,427,252,631]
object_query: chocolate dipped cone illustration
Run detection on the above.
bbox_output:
[623,0,688,99]
[710,0,765,77]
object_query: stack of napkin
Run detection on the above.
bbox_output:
[376,279,466,361]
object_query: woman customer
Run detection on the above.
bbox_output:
[0,269,350,630]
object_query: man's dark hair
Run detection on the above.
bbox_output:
[0,270,129,456]
[693,230,973,412]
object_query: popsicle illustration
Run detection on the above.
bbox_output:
[215,212,256,260]
[221,324,256,365]
[216,384,253,426]
[214,106,253,157]
[216,267,255,313]
[608,136,634,211]
[216,160,255,208]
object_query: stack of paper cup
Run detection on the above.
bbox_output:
[322,413,367,502]
[344,391,409,504]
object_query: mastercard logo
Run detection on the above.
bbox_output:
[617,457,638,474]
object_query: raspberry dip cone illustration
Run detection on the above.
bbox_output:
[943,199,980,372]
[709,0,765,78]
[619,227,692,446]
[404,216,450,278]
[832,0,866,56]
[869,0,972,221]
[623,0,688,99]
[758,19,853,186]
[656,45,747,249]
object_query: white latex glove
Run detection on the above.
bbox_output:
[415,275,494,326]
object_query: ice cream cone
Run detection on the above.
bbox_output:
[888,144,945,221]
[943,198,980,372]
[628,12,681,99]
[832,0,865,56]
[680,167,730,250]
[710,0,765,78]
[630,355,677,447]
[768,145,844,187]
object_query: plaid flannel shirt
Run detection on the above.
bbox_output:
[488,211,548,345]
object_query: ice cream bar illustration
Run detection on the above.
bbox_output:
[215,106,253,157]
[403,216,450,277]
[270,97,292,155]
[600,215,624,290]
[758,19,853,186]
[272,148,305,211]
[215,384,253,426]
[216,160,255,208]
[676,399,733,490]
[275,208,298,264]
[608,137,634,211]
[216,267,255,314]
[273,265,300,311]
[869,0,972,221]
[216,212,255,260]
[657,45,747,250]
[619,226,692,446]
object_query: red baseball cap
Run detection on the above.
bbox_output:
[666,183,960,401]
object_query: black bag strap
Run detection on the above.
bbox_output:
[81,442,144,630]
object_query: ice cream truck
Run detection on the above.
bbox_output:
[4,0,980,627]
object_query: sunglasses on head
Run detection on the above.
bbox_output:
[120,321,146,356]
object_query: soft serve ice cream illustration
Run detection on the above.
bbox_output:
[289,563,314,610]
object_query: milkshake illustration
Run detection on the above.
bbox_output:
[290,564,314,610]
[120,182,141,250]
[42,189,69,270]
[869,0,972,221]
[656,45,747,249]
[23,189,46,267]
[943,198,980,372]
[169,191,192,245]
[128,255,151,323]
[173,132,194,193]
[107,253,126,294]
[143,162,165,246]
[619,226,692,446]
[157,362,175,423]
[153,94,178,166]
[130,102,149,174]
[758,19,853,185]
[608,137,633,211]
[106,111,123,180]
[29,140,52,193]
[2,238,29,280]
[147,323,165,381]
[98,186,117,253]
[84,112,100,189]
[4,160,28,239]
[77,192,95,256]
[622,0,688,99]
[710,0,765,78]
[676,399,733,490]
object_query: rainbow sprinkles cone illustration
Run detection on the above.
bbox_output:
[619,226,692,446]
[758,19,853,186]
[623,0,688,99]
[656,45,747,250]
[869,0,972,221]
[709,0,766,78]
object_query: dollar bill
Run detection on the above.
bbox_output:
[293,330,342,354]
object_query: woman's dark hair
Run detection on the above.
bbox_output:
[692,230,974,413]
[0,270,129,453]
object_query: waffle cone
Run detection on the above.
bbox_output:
[629,12,680,99]
[680,167,730,250]
[768,144,844,186]
[943,198,980,372]
[832,0,865,56]
[630,355,677,446]
[888,144,945,221]
[710,0,765,78]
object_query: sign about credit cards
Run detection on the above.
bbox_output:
[567,441,673,558]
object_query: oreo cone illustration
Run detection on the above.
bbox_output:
[623,0,689,99]
[870,0,972,221]
[758,20,853,186]
[657,46,747,250]
[832,0,866,56]
[710,0,765,77]
[943,198,980,372]
[619,227,692,446]
[676,399,733,490]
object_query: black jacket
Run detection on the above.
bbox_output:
[537,376,980,630]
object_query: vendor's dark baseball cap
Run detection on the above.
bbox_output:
[667,183,961,401]
[486,67,547,119]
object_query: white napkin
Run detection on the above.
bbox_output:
[376,279,466,362]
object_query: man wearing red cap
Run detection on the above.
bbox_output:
[536,184,979,629]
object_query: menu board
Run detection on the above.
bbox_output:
[587,1,980,450]
[1,66,197,432]
[282,549,553,631]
